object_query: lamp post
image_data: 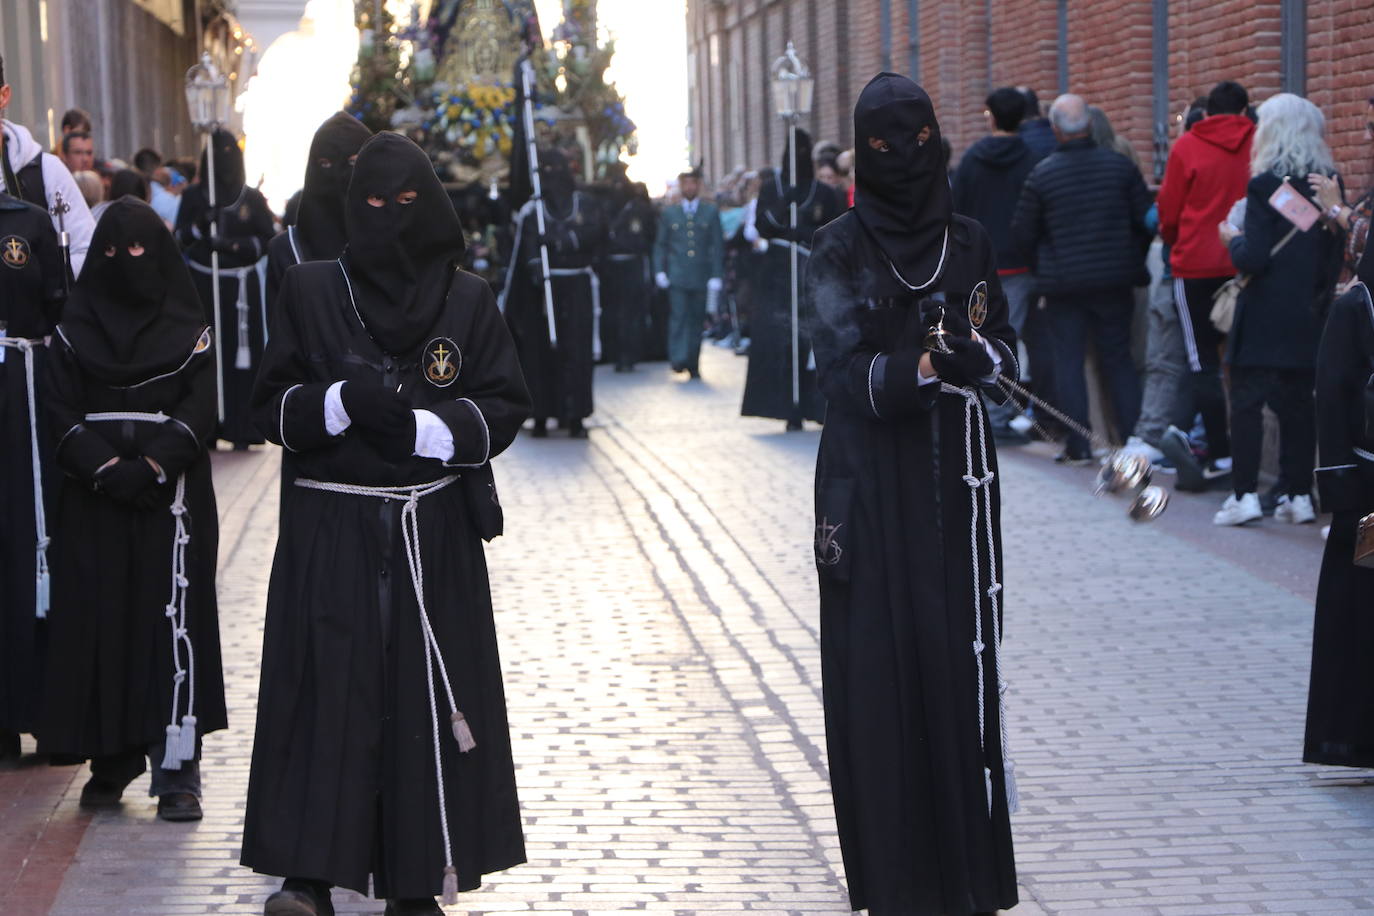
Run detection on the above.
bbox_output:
[771,42,814,424]
[184,52,231,423]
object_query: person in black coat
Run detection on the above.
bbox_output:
[40,199,225,823]
[0,193,65,762]
[1011,93,1151,462]
[1214,93,1344,526]
[1306,242,1374,768]
[809,73,1019,915]
[241,134,530,916]
[600,175,657,372]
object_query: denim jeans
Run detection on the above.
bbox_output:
[1043,288,1142,452]
[1133,274,1188,446]
[985,272,1034,429]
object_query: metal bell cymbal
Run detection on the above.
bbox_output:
[1094,451,1154,496]
[1128,485,1169,522]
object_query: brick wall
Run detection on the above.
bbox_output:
[684,0,1374,193]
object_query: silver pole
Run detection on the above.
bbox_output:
[788,116,800,415]
[205,130,225,424]
[520,58,558,349]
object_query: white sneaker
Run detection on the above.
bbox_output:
[1121,435,1165,464]
[1273,494,1316,524]
[1213,492,1263,526]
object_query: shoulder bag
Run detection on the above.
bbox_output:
[1209,225,1300,334]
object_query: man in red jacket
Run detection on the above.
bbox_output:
[1156,80,1254,488]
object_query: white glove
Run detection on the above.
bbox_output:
[655,272,670,290]
[707,277,723,293]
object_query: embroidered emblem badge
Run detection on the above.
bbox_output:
[424,337,461,388]
[629,218,642,234]
[194,330,212,353]
[812,203,824,223]
[815,517,844,567]
[1,235,30,269]
[968,280,989,330]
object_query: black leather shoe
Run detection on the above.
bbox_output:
[156,791,203,822]
[265,879,334,916]
[568,419,588,439]
[384,899,443,916]
[529,418,548,438]
[79,774,130,808]
[785,418,803,432]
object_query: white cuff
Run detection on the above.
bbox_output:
[707,277,723,292]
[917,366,941,386]
[655,272,670,289]
[980,337,1003,383]
[414,409,455,461]
[324,381,350,435]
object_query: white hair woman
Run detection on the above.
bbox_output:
[1213,94,1344,526]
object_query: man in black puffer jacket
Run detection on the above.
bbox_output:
[1011,93,1151,462]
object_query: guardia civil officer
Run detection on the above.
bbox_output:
[0,192,65,762]
[652,166,724,379]
[808,74,1019,914]
[242,132,530,916]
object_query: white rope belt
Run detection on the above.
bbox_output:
[548,266,603,362]
[293,474,469,904]
[940,382,1018,816]
[606,253,642,262]
[1,336,50,619]
[772,239,812,257]
[189,260,255,371]
[1355,446,1374,463]
[84,410,198,769]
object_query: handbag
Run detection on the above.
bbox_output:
[1356,512,1374,569]
[1210,225,1300,333]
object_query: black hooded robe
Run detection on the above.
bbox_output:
[810,75,1019,914]
[176,129,276,447]
[742,131,844,424]
[600,189,657,370]
[1305,264,1374,768]
[0,195,65,741]
[241,133,530,900]
[266,112,372,313]
[511,190,607,426]
[38,199,227,763]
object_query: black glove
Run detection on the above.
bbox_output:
[930,335,995,386]
[375,410,418,464]
[341,382,415,458]
[96,458,159,506]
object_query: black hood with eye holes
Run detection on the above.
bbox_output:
[853,73,953,291]
[297,112,372,261]
[343,132,465,356]
[58,197,207,384]
[200,128,247,205]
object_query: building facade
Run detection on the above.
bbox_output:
[685,0,1374,193]
[2,0,219,163]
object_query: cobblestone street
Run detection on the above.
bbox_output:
[4,346,1374,915]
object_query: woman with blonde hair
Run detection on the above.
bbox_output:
[1214,94,1345,525]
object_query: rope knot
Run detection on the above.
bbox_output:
[963,474,981,488]
[36,536,51,550]
[972,639,985,656]
[176,534,191,546]
[981,471,995,486]
[172,670,186,683]
[175,575,189,588]
[987,582,1003,596]
[171,504,187,517]
[165,604,178,618]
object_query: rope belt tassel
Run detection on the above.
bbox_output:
[294,474,471,904]
[84,411,199,769]
[188,261,255,370]
[943,383,1018,817]
[1,337,51,619]
[548,266,603,362]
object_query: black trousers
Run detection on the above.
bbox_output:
[1043,288,1142,452]
[1172,276,1232,459]
[1229,366,1315,498]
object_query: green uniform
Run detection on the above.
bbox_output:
[653,199,724,373]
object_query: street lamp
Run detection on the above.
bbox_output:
[184,52,231,423]
[771,42,813,425]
